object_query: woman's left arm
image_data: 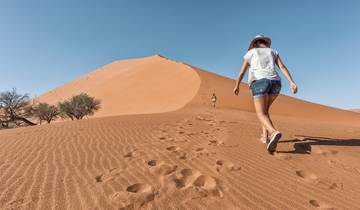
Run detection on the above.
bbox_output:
[233,60,249,95]
[275,56,298,94]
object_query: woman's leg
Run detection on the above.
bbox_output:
[254,95,277,135]
[261,94,279,136]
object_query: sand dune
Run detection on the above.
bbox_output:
[1,55,360,209]
[186,65,360,124]
[37,55,201,117]
[37,55,360,124]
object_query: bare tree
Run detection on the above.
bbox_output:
[59,93,101,120]
[32,103,60,124]
[0,88,36,128]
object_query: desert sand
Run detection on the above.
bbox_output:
[1,55,360,210]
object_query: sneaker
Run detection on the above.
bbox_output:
[267,131,282,153]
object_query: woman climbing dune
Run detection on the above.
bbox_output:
[233,35,298,153]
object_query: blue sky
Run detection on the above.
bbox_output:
[0,0,359,109]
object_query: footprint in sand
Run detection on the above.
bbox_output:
[96,168,124,183]
[147,160,178,176]
[309,200,320,208]
[296,170,340,190]
[165,146,188,159]
[172,168,223,198]
[158,136,167,140]
[193,147,207,156]
[110,183,155,209]
[195,147,204,152]
[215,160,241,172]
[208,140,224,146]
[295,170,318,182]
[328,183,338,190]
[186,132,198,136]
[177,151,187,159]
[316,180,341,190]
[166,146,180,152]
[158,135,175,142]
[309,199,336,209]
[123,150,139,158]
[193,147,215,158]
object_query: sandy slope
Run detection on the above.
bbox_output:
[0,108,359,210]
[36,55,201,117]
[1,55,360,209]
[186,65,360,125]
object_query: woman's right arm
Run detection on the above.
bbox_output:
[275,56,298,94]
[233,60,249,95]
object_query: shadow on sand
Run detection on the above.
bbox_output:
[276,135,360,154]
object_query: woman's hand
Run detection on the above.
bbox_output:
[233,86,239,95]
[290,82,298,94]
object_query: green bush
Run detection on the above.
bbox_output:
[32,103,60,124]
[59,93,101,120]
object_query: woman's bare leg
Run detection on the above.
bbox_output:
[254,95,277,135]
[261,95,278,137]
[262,95,278,133]
[261,126,267,137]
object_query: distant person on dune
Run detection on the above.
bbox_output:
[233,35,298,153]
[211,93,217,108]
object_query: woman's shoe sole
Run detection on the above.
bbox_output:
[267,132,282,153]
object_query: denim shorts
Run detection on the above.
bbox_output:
[250,78,281,98]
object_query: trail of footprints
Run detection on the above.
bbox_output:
[96,117,344,209]
[109,183,156,210]
[295,170,341,209]
[278,136,341,209]
[295,169,341,190]
[147,159,224,199]
[157,115,230,160]
[95,115,242,209]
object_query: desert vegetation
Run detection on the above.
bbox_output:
[0,88,36,128]
[32,102,60,124]
[0,89,100,129]
[58,93,101,120]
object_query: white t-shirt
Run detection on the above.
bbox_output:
[243,48,281,84]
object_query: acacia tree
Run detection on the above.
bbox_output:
[59,93,101,120]
[0,88,36,128]
[32,103,60,124]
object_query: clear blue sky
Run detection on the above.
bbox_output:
[0,0,359,109]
